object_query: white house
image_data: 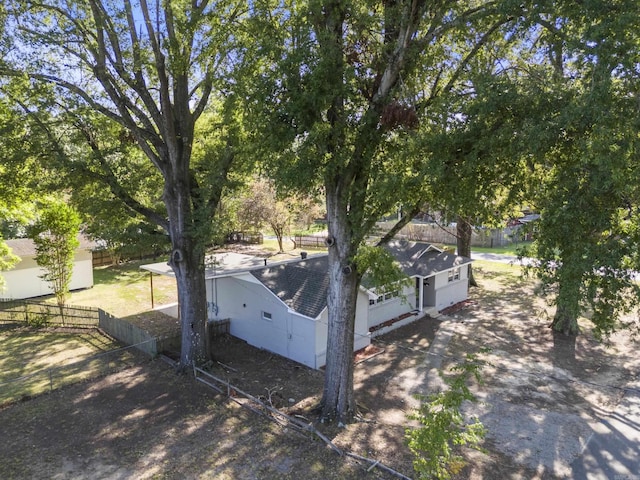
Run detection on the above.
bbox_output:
[218,241,472,368]
[0,235,95,300]
[141,241,472,369]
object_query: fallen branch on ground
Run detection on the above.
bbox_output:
[193,366,411,478]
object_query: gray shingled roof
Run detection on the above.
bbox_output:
[249,240,471,319]
[250,256,329,319]
[381,239,472,278]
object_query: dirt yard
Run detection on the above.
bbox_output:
[1,260,638,479]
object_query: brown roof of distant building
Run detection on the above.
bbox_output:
[5,234,96,257]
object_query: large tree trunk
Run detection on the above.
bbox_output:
[320,194,359,424]
[170,242,207,368]
[8,0,230,371]
[551,271,581,335]
[165,177,208,368]
[456,216,477,287]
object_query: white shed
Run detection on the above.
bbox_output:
[0,235,94,300]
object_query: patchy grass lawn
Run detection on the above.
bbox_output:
[0,328,129,406]
[68,259,178,317]
[472,258,524,278]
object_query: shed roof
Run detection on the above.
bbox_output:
[5,234,96,257]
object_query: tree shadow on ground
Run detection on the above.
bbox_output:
[0,360,378,479]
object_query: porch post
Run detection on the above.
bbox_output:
[150,272,155,309]
[418,277,424,312]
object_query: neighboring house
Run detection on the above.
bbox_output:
[141,240,472,369]
[0,235,95,300]
[507,213,541,227]
[506,213,541,241]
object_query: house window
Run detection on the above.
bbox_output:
[448,267,461,283]
[262,311,272,321]
[370,290,400,306]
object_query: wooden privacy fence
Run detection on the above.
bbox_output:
[376,222,511,247]
[226,231,264,244]
[91,248,173,267]
[293,235,328,249]
[207,318,230,337]
[99,310,161,357]
[0,299,179,357]
[92,249,115,267]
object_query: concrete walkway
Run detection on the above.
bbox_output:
[421,318,460,393]
[394,316,461,404]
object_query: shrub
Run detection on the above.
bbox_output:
[406,351,488,479]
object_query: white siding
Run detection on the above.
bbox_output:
[209,276,319,369]
[354,291,371,352]
[315,309,329,368]
[210,276,288,356]
[206,268,469,370]
[367,283,415,329]
[314,290,370,369]
[285,312,317,368]
[433,271,450,289]
[433,268,469,311]
[0,250,94,300]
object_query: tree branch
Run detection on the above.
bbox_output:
[139,0,176,148]
[8,93,169,231]
[376,203,424,246]
[71,118,170,230]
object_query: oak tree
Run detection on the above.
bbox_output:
[522,0,640,337]
[249,0,542,423]
[2,0,244,367]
